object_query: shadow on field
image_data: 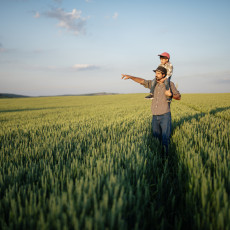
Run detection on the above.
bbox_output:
[146,129,183,229]
[145,106,229,229]
[172,106,230,130]
[209,106,230,118]
[210,106,230,113]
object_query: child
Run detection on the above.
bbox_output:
[145,52,173,102]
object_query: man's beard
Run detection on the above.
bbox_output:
[156,76,164,81]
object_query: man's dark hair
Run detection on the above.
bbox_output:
[153,66,167,76]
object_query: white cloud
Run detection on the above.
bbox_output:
[44,8,87,35]
[72,64,99,71]
[34,12,40,18]
[113,12,118,19]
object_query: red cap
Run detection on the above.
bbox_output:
[158,52,170,59]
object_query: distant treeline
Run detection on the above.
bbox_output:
[0,93,29,98]
[0,92,118,98]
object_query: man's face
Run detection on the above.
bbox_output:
[160,57,169,65]
[155,71,165,80]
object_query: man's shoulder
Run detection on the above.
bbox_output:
[170,81,180,95]
[143,79,153,84]
[141,79,153,89]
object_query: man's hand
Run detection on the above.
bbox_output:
[165,89,172,97]
[121,74,132,80]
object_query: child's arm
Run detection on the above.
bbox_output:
[166,63,173,79]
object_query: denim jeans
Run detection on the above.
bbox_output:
[150,78,157,94]
[152,112,171,154]
[164,77,171,90]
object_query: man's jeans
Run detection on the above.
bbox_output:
[152,112,171,154]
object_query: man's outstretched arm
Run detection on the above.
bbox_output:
[121,74,145,84]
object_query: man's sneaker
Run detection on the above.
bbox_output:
[145,94,153,100]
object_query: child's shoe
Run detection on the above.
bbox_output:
[166,96,172,103]
[145,94,153,100]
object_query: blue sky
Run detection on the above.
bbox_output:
[0,0,230,96]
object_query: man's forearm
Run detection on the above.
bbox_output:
[173,94,181,100]
[128,76,145,84]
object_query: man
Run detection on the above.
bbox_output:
[121,66,181,157]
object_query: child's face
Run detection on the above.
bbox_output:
[160,57,169,65]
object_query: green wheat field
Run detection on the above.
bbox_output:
[0,93,230,230]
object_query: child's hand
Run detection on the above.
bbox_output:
[165,89,172,97]
[121,74,132,80]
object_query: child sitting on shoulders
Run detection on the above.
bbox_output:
[145,52,173,102]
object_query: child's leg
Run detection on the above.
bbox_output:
[145,78,157,99]
[150,78,157,94]
[164,77,170,90]
[164,77,172,102]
